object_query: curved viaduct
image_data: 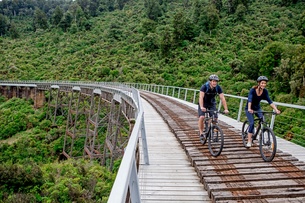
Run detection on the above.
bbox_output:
[0,81,140,171]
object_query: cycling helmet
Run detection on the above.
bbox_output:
[209,74,219,81]
[257,76,268,82]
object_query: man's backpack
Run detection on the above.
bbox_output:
[204,81,220,93]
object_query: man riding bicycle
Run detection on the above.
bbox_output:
[198,74,229,142]
[245,76,281,148]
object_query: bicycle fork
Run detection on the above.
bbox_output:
[261,129,274,149]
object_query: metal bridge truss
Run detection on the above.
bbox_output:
[0,81,149,202]
[103,96,135,170]
[43,84,136,168]
[46,85,71,126]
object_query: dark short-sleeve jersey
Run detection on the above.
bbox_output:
[200,83,223,107]
[245,88,273,110]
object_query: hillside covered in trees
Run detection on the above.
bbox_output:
[0,0,305,202]
[0,0,305,104]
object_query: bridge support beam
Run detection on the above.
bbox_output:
[0,85,45,108]
[63,86,91,159]
[83,88,111,162]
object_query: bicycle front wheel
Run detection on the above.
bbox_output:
[259,127,277,162]
[241,120,250,147]
[208,125,224,157]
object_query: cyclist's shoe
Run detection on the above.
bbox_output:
[246,142,252,148]
[200,133,207,144]
[200,133,205,141]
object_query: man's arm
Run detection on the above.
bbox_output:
[219,93,229,114]
[199,91,206,112]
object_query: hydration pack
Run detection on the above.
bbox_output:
[204,81,220,93]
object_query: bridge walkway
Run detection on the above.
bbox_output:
[139,91,305,203]
[138,97,211,203]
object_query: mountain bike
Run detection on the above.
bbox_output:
[242,111,278,162]
[200,110,224,157]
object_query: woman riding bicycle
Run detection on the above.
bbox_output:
[245,76,281,148]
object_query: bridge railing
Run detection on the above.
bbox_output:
[0,80,149,203]
[126,83,305,147]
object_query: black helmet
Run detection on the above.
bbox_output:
[209,74,219,81]
[257,76,268,82]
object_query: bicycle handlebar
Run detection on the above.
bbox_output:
[253,111,279,115]
[204,110,227,115]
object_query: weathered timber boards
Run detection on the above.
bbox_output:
[141,91,305,203]
[139,98,211,203]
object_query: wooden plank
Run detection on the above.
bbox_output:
[140,92,305,203]
[203,172,305,184]
[201,167,305,176]
[207,180,305,196]
[139,97,211,203]
[194,161,305,171]
[211,187,305,202]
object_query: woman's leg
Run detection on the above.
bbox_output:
[246,110,255,146]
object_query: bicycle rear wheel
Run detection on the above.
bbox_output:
[259,127,277,162]
[208,125,224,157]
[241,120,250,147]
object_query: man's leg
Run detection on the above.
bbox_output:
[198,105,205,136]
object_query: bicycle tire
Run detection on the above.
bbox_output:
[259,127,277,162]
[208,125,224,157]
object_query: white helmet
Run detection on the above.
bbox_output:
[209,74,219,81]
[257,76,268,82]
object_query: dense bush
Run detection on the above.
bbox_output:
[0,98,44,140]
[0,97,116,202]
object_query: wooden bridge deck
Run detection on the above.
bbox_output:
[139,91,305,203]
[138,98,211,203]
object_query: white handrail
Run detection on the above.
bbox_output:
[125,83,305,130]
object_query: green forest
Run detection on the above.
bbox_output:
[0,0,305,103]
[0,0,305,202]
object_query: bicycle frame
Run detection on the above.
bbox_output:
[258,118,275,146]
[253,117,265,140]
[254,112,274,135]
[204,111,218,136]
